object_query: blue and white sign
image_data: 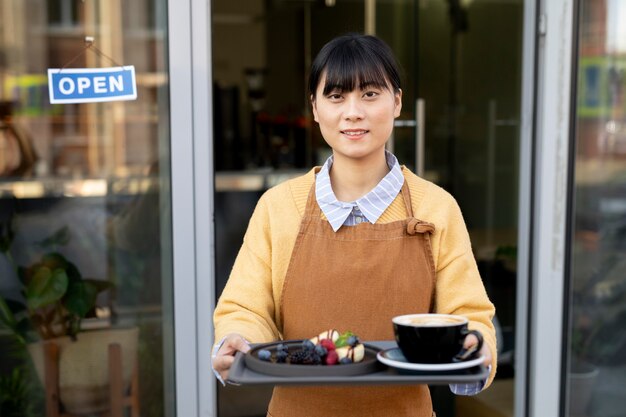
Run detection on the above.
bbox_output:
[48,66,137,104]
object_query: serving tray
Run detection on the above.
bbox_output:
[226,341,489,386]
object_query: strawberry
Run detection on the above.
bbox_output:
[320,338,336,351]
[325,350,339,365]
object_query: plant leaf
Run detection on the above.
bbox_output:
[3,298,27,315]
[65,259,82,282]
[40,252,68,270]
[11,317,34,344]
[25,267,68,310]
[0,296,18,330]
[0,299,29,343]
[84,278,114,294]
[0,219,14,253]
[64,280,98,317]
[17,265,27,285]
[36,226,71,249]
[335,331,355,348]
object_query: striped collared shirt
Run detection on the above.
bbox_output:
[316,151,404,232]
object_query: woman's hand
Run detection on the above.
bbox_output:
[212,333,250,381]
[463,333,492,366]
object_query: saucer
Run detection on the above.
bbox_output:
[377,348,485,371]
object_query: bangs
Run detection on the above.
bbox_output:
[321,47,391,96]
[309,34,402,99]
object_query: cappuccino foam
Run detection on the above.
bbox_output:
[395,314,466,327]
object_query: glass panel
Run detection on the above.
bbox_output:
[212,1,523,416]
[378,1,523,416]
[213,2,366,414]
[0,1,174,417]
[566,1,626,416]
[375,0,418,171]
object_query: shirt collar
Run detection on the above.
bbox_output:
[315,151,405,232]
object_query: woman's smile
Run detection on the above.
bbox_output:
[341,129,369,140]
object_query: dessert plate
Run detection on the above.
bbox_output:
[377,348,485,371]
[245,340,383,377]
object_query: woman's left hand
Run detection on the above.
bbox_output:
[463,333,492,366]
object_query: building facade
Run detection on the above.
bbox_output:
[0,1,624,416]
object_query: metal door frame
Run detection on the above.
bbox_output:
[168,0,216,416]
[166,0,578,414]
[520,0,577,416]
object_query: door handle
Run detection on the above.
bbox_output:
[416,99,425,177]
[394,120,417,127]
[392,99,425,177]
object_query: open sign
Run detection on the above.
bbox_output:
[47,66,137,104]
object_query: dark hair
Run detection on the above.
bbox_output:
[308,33,402,99]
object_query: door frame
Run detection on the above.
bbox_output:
[520,0,577,416]
[516,0,538,414]
[167,0,578,415]
[168,0,216,416]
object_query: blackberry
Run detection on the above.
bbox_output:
[312,353,324,365]
[289,349,316,365]
[288,350,307,364]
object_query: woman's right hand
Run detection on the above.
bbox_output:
[212,333,251,381]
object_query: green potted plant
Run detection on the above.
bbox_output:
[0,225,114,340]
[0,221,138,415]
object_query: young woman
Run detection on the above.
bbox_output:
[212,33,497,417]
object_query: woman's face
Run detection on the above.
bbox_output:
[311,72,402,164]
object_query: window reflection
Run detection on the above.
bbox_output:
[0,2,173,417]
[569,0,626,415]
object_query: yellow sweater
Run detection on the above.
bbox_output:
[214,166,497,387]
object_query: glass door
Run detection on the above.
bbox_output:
[212,1,524,415]
[565,1,626,416]
[0,1,175,416]
[376,1,524,416]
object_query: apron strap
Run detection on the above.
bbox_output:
[400,179,414,218]
[303,182,321,219]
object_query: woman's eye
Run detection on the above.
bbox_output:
[364,91,379,98]
[328,94,342,100]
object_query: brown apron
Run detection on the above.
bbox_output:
[267,177,437,417]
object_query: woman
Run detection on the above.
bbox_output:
[212,33,497,417]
